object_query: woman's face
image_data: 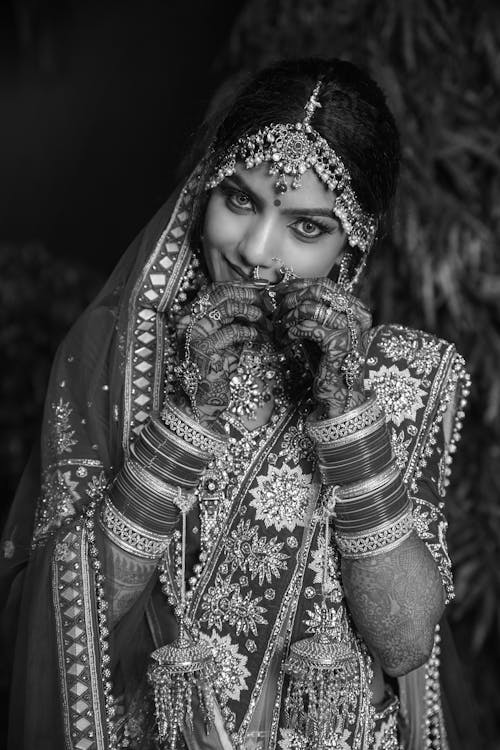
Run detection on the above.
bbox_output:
[202,163,346,283]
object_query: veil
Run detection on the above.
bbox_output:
[0,162,208,746]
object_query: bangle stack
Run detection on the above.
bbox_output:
[306,395,414,558]
[161,400,227,455]
[100,407,227,558]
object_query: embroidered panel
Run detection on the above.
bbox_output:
[364,324,469,602]
[34,464,106,545]
[185,409,320,742]
[123,165,206,444]
[52,525,107,750]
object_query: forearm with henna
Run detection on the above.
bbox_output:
[311,331,365,418]
[341,532,445,676]
[95,524,158,628]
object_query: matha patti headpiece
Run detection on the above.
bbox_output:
[206,81,377,254]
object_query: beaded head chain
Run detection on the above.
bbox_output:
[206,81,377,254]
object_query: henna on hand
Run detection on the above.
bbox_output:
[277,278,371,417]
[172,283,270,424]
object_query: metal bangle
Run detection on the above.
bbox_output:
[306,395,382,443]
[161,401,227,455]
[100,496,173,560]
[335,507,414,559]
[337,461,401,500]
[148,415,211,461]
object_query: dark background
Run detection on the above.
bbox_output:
[1,1,499,748]
[0,0,240,272]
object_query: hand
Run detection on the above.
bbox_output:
[276,278,372,417]
[172,282,270,425]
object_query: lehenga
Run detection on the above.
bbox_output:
[0,162,471,750]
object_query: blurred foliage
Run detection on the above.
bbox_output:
[0,244,104,523]
[224,0,500,745]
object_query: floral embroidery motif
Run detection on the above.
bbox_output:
[201,630,251,703]
[248,464,314,532]
[200,574,268,636]
[278,728,309,750]
[277,425,315,465]
[412,497,439,540]
[379,330,442,376]
[224,520,289,586]
[390,428,412,470]
[412,497,453,601]
[364,365,427,426]
[86,471,109,499]
[48,398,77,456]
[35,468,81,540]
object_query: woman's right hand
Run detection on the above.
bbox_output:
[172,282,270,426]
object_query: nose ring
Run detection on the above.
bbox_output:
[252,265,261,280]
[271,257,297,283]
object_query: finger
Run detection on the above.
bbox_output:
[207,282,267,309]
[287,320,352,356]
[279,286,371,330]
[178,299,270,341]
[192,324,262,355]
[212,300,270,327]
[279,301,350,329]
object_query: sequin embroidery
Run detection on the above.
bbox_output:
[364,365,427,426]
[248,464,314,532]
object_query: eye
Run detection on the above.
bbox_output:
[221,185,254,212]
[291,218,334,241]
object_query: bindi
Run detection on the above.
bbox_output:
[273,198,282,207]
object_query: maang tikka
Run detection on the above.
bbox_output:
[206,80,377,256]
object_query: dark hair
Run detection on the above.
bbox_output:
[210,58,400,222]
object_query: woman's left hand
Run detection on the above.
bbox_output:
[277,278,372,417]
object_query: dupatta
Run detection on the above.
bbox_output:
[0,164,207,748]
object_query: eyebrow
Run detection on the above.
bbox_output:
[224,174,337,220]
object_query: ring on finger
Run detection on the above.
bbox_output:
[323,290,350,312]
[312,305,323,323]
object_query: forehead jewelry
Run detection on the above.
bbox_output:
[206,80,377,254]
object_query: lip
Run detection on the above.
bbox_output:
[225,258,253,280]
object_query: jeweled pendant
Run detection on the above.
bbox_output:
[284,602,359,750]
[148,623,215,749]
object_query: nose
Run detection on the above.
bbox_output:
[236,218,278,281]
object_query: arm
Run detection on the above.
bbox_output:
[342,531,445,676]
[97,282,268,625]
[343,332,469,674]
[282,283,458,676]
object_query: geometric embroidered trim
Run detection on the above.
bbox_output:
[100,496,171,559]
